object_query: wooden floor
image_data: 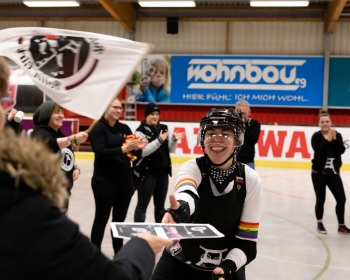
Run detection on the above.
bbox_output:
[68,160,350,280]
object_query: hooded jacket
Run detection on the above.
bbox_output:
[31,100,75,187]
[0,128,155,280]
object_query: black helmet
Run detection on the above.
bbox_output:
[197,108,245,149]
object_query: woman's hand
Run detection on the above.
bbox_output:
[123,138,142,152]
[137,231,173,255]
[173,130,185,141]
[324,128,336,142]
[73,168,80,181]
[159,130,169,142]
[75,131,89,144]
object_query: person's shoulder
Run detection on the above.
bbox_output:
[31,126,51,138]
[118,121,132,131]
[311,130,322,138]
[250,118,261,125]
[89,120,105,134]
[243,165,261,187]
[180,158,198,169]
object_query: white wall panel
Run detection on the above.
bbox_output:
[0,21,40,29]
[44,21,131,39]
[4,20,350,56]
[135,21,227,54]
[331,22,350,56]
[134,21,324,56]
[230,21,324,56]
[0,20,130,38]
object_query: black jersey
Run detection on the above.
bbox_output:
[167,157,247,271]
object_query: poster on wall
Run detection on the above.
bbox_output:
[133,55,172,103]
[328,57,350,108]
[132,55,324,107]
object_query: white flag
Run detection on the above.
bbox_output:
[0,27,152,119]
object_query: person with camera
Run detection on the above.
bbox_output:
[235,100,261,170]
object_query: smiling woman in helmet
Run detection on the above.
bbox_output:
[152,108,263,280]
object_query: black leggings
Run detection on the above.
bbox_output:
[311,172,346,224]
[151,250,246,280]
[134,173,169,223]
[91,173,134,255]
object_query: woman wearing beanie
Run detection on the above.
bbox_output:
[133,102,184,222]
[31,100,88,211]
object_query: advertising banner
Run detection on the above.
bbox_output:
[171,55,324,107]
[133,55,324,107]
[123,121,350,170]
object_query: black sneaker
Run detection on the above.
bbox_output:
[338,225,350,235]
[317,222,327,234]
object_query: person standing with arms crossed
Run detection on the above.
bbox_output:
[235,100,261,170]
[311,109,350,235]
[152,108,263,280]
[133,102,184,223]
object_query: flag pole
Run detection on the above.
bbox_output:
[85,119,98,134]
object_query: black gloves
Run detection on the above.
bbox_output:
[211,259,236,280]
[164,200,190,223]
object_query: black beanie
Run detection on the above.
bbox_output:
[33,100,55,125]
[144,102,160,117]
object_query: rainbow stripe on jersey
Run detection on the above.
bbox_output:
[237,221,259,240]
[175,178,197,192]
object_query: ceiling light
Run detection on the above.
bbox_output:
[138,1,196,8]
[23,0,80,7]
[250,1,309,7]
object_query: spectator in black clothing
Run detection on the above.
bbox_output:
[0,127,172,280]
[133,102,184,223]
[311,109,350,235]
[89,98,147,256]
[31,100,88,211]
[235,100,261,169]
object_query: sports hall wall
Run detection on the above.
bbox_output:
[1,19,350,126]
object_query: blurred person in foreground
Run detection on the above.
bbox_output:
[0,57,172,280]
[133,102,185,223]
[311,109,350,235]
[31,100,88,211]
[234,100,261,170]
[151,108,263,280]
[0,57,10,130]
[0,128,172,280]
